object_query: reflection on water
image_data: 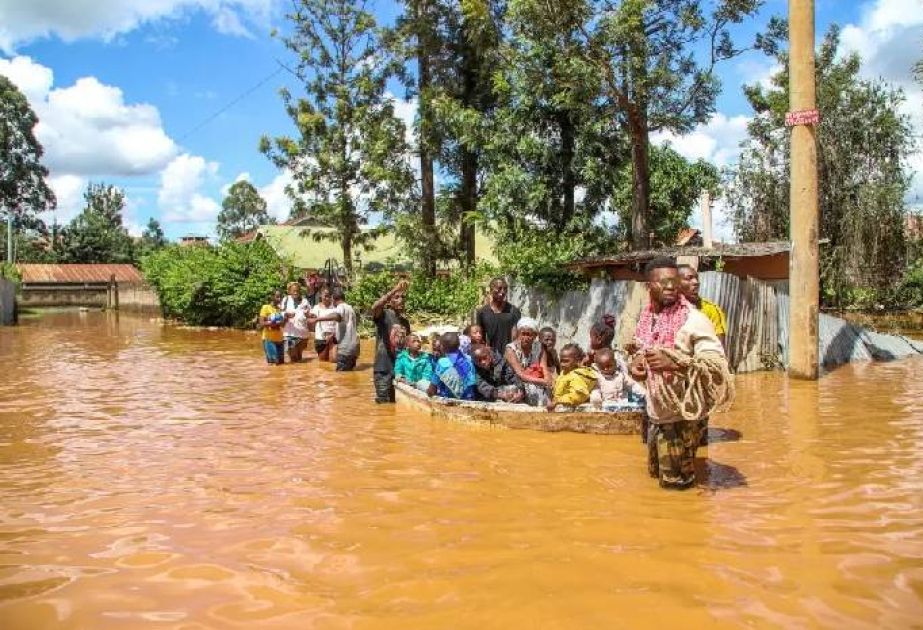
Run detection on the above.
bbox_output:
[1,311,922,628]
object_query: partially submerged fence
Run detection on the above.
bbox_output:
[511,272,923,374]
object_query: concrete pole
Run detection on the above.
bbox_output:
[788,0,820,379]
[6,212,12,265]
[700,190,713,248]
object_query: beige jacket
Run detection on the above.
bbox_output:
[640,308,726,424]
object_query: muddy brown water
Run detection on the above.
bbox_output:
[1,311,922,629]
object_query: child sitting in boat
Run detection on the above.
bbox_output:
[428,332,477,400]
[547,343,599,411]
[589,347,642,410]
[471,345,525,403]
[395,334,433,392]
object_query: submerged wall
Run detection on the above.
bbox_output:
[511,272,923,373]
[17,283,160,312]
[0,278,14,325]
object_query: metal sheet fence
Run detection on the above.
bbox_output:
[511,272,921,373]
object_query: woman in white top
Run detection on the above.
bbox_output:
[281,281,310,362]
[310,288,339,362]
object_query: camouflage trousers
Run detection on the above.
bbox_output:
[647,420,700,490]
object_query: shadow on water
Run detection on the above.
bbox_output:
[705,427,742,443]
[698,459,748,490]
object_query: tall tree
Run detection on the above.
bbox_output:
[1,75,56,261]
[60,183,135,264]
[141,217,167,253]
[389,0,448,276]
[262,0,414,274]
[217,180,273,241]
[725,26,914,304]
[512,0,770,249]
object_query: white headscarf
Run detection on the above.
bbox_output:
[517,317,539,332]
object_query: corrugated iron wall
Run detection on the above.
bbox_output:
[511,272,921,374]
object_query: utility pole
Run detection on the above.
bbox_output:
[5,211,12,265]
[787,0,819,379]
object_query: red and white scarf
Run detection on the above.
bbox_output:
[634,295,691,351]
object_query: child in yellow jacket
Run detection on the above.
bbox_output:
[547,343,598,410]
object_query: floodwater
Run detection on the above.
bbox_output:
[1,311,922,629]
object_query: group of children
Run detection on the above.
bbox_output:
[392,320,644,412]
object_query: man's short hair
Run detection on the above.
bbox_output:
[441,331,460,353]
[676,264,695,273]
[644,256,677,277]
[489,277,507,288]
[330,287,346,301]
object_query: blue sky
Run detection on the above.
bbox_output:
[0,0,919,241]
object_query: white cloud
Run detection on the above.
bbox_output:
[651,113,750,168]
[158,153,222,223]
[257,170,293,222]
[0,0,275,52]
[0,56,177,177]
[47,174,87,224]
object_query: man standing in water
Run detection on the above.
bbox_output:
[476,277,521,356]
[308,287,359,371]
[677,264,729,446]
[629,257,731,490]
[677,264,727,349]
[371,280,410,403]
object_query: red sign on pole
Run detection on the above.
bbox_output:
[785,109,820,127]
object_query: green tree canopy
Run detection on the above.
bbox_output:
[141,217,167,253]
[725,26,914,305]
[0,75,56,222]
[217,180,273,241]
[60,183,136,264]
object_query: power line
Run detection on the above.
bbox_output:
[177,65,285,142]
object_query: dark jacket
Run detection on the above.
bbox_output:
[474,350,524,401]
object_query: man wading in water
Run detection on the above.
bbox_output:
[371,280,410,403]
[476,278,521,357]
[629,257,732,490]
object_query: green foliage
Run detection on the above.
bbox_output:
[496,225,601,293]
[217,180,273,241]
[895,257,923,308]
[725,26,915,307]
[0,261,21,283]
[612,144,719,245]
[140,218,167,255]
[59,183,136,264]
[0,75,56,223]
[348,263,498,321]
[142,240,290,327]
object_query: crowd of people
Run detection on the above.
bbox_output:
[256,259,732,490]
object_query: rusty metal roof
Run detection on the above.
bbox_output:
[568,241,792,271]
[16,264,144,284]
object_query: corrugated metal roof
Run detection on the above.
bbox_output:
[16,264,144,284]
[569,241,791,270]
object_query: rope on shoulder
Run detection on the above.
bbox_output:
[647,350,735,422]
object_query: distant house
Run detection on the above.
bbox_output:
[15,263,149,308]
[238,221,499,272]
[179,235,210,247]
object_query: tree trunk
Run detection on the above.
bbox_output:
[628,115,651,250]
[417,0,437,277]
[559,111,576,230]
[460,148,477,267]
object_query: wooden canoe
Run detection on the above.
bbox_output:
[394,382,644,435]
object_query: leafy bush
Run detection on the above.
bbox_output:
[496,228,594,293]
[142,240,290,327]
[895,258,923,308]
[348,263,498,322]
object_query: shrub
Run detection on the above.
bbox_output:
[348,263,498,322]
[142,240,290,327]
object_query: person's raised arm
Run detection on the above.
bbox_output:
[371,280,408,320]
